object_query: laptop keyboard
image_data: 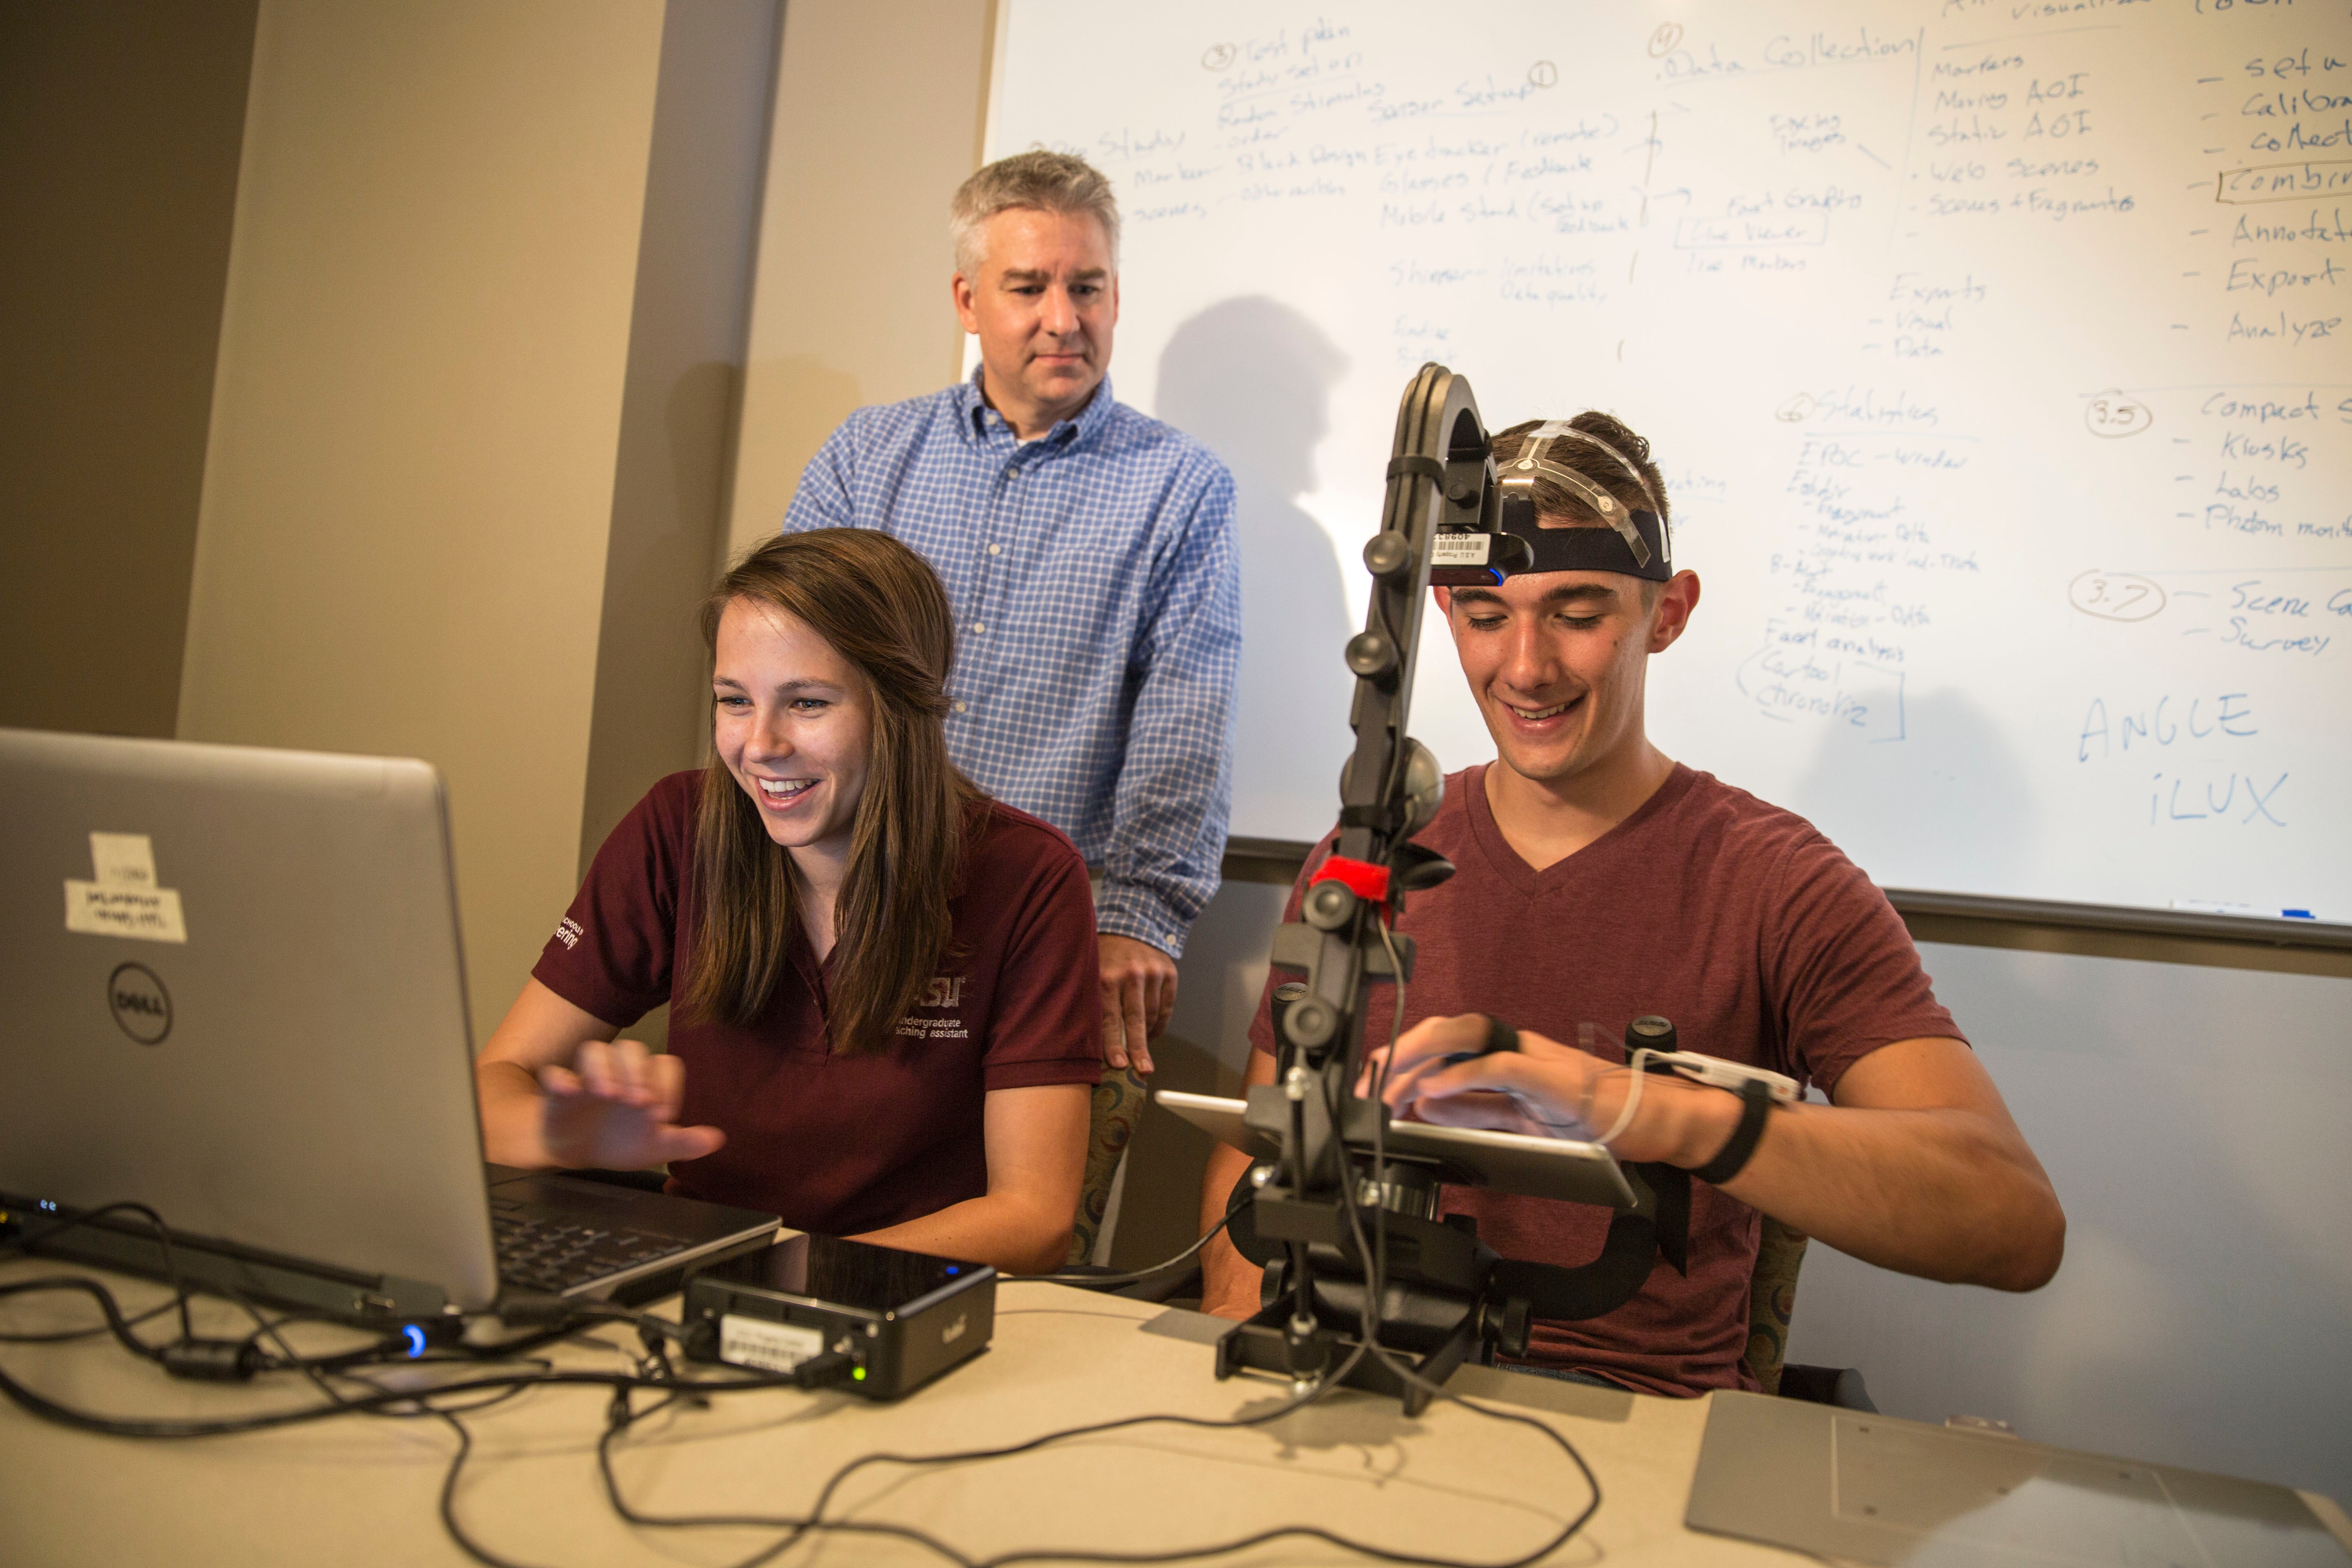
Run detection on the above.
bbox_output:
[490,1203,684,1295]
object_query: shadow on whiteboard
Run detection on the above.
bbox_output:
[1788,688,2036,896]
[1157,297,1355,840]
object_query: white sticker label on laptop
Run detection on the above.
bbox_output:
[65,882,188,943]
[65,832,187,943]
[89,833,159,888]
[719,1314,824,1373]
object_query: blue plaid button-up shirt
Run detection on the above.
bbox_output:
[785,371,1240,958]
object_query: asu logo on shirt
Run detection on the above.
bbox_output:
[898,975,970,1041]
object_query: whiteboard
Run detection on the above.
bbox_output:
[987,0,2352,923]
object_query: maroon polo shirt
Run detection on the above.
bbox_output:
[535,772,1100,1236]
[1250,762,1962,1396]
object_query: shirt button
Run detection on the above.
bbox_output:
[973,622,987,634]
[952,701,968,714]
[988,544,1002,556]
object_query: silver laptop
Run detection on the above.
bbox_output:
[1686,1390,2351,1566]
[0,728,776,1319]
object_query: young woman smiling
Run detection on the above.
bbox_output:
[475,530,1098,1272]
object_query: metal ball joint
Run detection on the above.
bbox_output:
[1303,879,1357,931]
[1361,533,1410,578]
[1284,996,1336,1049]
[1344,631,1395,678]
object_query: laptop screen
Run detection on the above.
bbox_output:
[0,728,501,1312]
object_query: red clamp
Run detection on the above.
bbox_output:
[1311,855,1392,906]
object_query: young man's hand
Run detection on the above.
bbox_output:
[1366,1013,1739,1168]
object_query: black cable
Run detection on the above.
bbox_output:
[3,1257,1590,1568]
[1006,1211,1230,1288]
[1334,913,1605,1565]
[0,1276,183,1365]
[593,1083,1598,1568]
[2,1160,1601,1568]
[594,1340,1392,1568]
[0,1327,812,1440]
[2,1202,196,1343]
[0,1294,176,1345]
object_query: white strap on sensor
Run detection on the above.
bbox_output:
[1586,1048,1797,1149]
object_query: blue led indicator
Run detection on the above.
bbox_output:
[945,1265,960,1276]
[402,1325,427,1359]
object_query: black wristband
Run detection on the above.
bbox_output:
[1689,1078,1775,1185]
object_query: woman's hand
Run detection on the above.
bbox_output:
[477,980,726,1171]
[535,1038,726,1171]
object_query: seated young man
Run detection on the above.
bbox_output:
[1196,414,2065,1395]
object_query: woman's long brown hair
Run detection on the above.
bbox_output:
[677,529,982,1054]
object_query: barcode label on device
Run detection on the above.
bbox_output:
[719,1314,824,1372]
[1431,532,1493,566]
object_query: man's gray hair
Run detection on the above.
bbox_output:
[950,149,1120,276]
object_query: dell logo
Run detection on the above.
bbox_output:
[107,962,172,1045]
[942,1312,967,1345]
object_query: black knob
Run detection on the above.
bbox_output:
[1270,980,1306,1042]
[1285,997,1336,1049]
[1361,533,1410,577]
[1494,1296,1532,1359]
[1344,630,1396,678]
[1626,1015,1677,1058]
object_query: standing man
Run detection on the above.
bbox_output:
[785,151,1240,1074]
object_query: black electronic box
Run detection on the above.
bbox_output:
[681,1234,995,1399]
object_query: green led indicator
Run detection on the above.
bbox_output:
[852,1366,866,1381]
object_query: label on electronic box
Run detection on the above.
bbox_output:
[1430,532,1494,566]
[718,1314,826,1373]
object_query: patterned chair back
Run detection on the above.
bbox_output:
[1065,1065,1147,1265]
[1744,1215,1809,1394]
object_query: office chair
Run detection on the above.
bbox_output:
[1747,1215,1875,1411]
[1065,1065,1146,1266]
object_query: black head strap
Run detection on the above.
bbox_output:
[1497,421,1674,582]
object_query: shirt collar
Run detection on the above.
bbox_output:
[957,363,1115,455]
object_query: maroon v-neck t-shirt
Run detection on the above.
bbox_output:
[535,772,1100,1236]
[1248,762,1962,1396]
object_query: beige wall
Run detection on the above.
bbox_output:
[576,0,783,883]
[178,1,674,1044]
[0,1,258,739]
[6,0,969,1049]
[723,0,997,560]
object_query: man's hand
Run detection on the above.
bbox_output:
[1366,1013,1739,1167]
[1098,933,1177,1075]
[536,1038,726,1171]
